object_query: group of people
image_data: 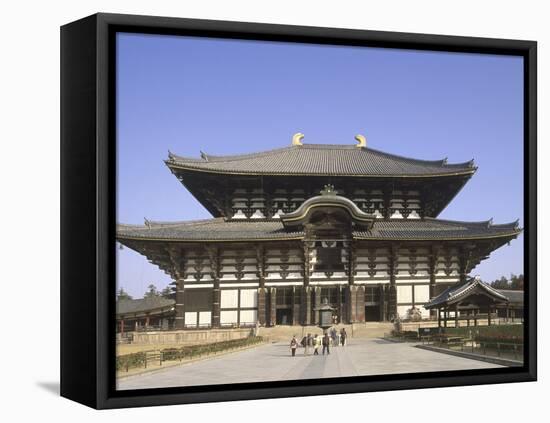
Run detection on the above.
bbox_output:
[289,327,348,356]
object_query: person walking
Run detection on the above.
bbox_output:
[313,334,320,355]
[290,335,298,357]
[340,328,347,346]
[330,327,337,347]
[304,333,312,356]
[322,331,331,355]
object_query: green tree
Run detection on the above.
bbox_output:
[144,284,160,298]
[116,287,133,301]
[490,276,510,290]
[160,281,177,299]
[509,274,524,290]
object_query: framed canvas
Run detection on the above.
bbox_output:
[60,13,537,409]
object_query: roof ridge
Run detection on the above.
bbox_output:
[168,146,294,163]
[145,217,224,227]
[167,143,474,169]
[422,217,494,227]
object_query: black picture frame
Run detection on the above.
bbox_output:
[60,12,537,409]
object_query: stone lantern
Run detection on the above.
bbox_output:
[316,297,335,330]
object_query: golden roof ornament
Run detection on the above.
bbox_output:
[355,134,367,148]
[320,184,336,195]
[292,132,304,146]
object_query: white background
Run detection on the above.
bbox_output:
[1,0,547,420]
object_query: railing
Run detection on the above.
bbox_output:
[116,336,265,373]
[422,336,523,362]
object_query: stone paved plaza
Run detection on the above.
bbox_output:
[117,338,501,390]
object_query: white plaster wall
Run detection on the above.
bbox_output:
[397,285,412,303]
[239,310,257,324]
[221,289,239,308]
[240,289,258,307]
[199,311,212,325]
[414,285,430,303]
[220,310,238,324]
[184,312,197,326]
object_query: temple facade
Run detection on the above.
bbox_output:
[117,134,521,329]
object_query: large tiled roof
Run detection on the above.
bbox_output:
[116,297,175,315]
[166,144,476,177]
[117,217,520,242]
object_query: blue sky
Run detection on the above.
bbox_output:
[116,32,524,298]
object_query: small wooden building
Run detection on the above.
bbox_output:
[116,297,175,333]
[496,289,524,321]
[424,276,514,327]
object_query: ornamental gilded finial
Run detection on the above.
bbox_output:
[355,134,367,148]
[320,184,336,195]
[292,132,304,146]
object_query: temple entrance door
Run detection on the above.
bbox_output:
[276,308,293,325]
[364,286,381,322]
[365,305,380,321]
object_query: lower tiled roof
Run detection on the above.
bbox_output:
[116,297,175,315]
[117,217,520,242]
[354,218,520,240]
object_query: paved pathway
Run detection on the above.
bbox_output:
[117,338,501,390]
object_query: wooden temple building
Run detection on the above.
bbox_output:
[116,297,176,334]
[117,134,521,329]
[424,276,523,327]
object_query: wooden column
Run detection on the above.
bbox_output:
[487,305,492,326]
[349,285,358,323]
[269,287,277,326]
[337,285,343,323]
[175,278,185,330]
[168,246,187,330]
[208,246,222,328]
[454,304,459,328]
[474,308,478,326]
[256,245,267,326]
[119,318,125,335]
[303,286,312,325]
[444,308,448,327]
[343,285,351,323]
[429,245,438,319]
[212,282,221,328]
[356,285,365,323]
[379,285,386,321]
[437,307,441,327]
[302,242,311,325]
[292,286,300,325]
[257,288,267,326]
[388,245,398,319]
[314,286,321,325]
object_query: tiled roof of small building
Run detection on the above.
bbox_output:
[116,297,175,315]
[496,289,524,305]
[117,217,520,242]
[166,144,476,177]
[424,277,509,309]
